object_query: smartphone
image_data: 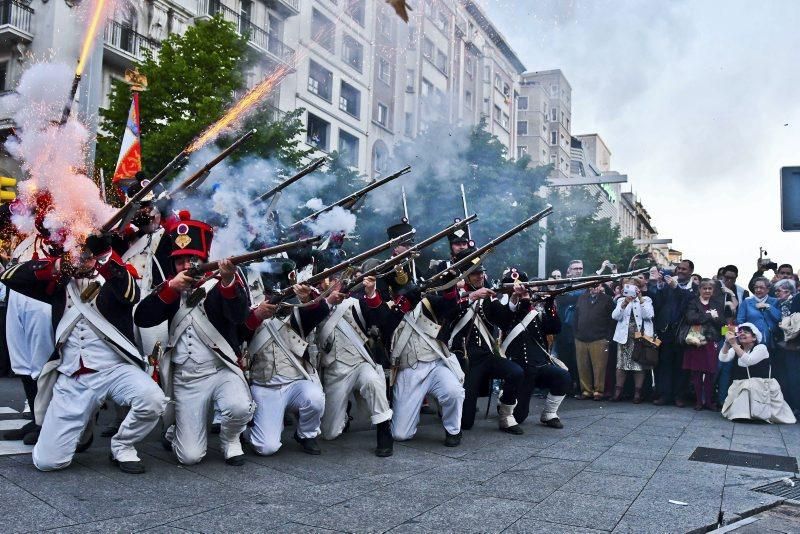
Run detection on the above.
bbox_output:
[622,284,637,298]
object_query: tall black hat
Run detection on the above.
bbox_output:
[386,217,414,245]
[453,245,486,273]
[447,225,470,245]
[501,266,528,284]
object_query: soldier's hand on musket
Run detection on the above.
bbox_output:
[468,287,495,301]
[293,283,313,303]
[219,258,236,286]
[326,290,346,306]
[169,271,195,293]
[254,301,278,321]
[362,276,377,298]
[512,283,529,299]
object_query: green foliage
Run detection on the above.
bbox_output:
[95,16,309,203]
[545,186,640,274]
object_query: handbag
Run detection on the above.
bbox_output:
[684,325,707,347]
[779,312,800,342]
[632,331,660,367]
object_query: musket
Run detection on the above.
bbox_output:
[251,157,327,206]
[58,73,81,126]
[101,150,189,232]
[169,129,257,196]
[401,186,417,281]
[497,267,651,291]
[289,166,412,229]
[460,183,471,241]
[266,230,415,304]
[187,236,322,277]
[421,205,554,291]
[342,215,478,292]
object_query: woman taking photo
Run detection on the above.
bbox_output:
[611,278,654,403]
[736,277,781,348]
[682,279,725,410]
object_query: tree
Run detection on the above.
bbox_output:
[545,186,640,274]
[95,16,310,203]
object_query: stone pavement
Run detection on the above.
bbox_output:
[0,392,798,533]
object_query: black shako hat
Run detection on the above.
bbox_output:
[447,225,470,245]
[386,217,414,245]
[501,266,529,284]
[453,244,486,273]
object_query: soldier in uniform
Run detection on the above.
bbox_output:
[425,225,471,279]
[317,274,393,457]
[446,248,525,435]
[243,284,345,456]
[0,234,167,473]
[134,211,254,466]
[495,268,571,428]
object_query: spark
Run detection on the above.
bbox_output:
[75,0,111,76]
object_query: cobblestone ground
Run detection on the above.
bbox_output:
[0,377,798,533]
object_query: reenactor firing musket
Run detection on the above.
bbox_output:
[187,236,323,277]
[495,266,651,293]
[421,205,554,292]
[289,166,412,229]
[342,215,478,293]
[169,129,257,196]
[250,157,327,206]
[265,230,415,305]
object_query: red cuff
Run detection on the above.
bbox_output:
[443,287,459,300]
[396,295,413,314]
[245,310,262,331]
[33,259,57,281]
[218,274,242,299]
[362,291,382,309]
[157,281,180,304]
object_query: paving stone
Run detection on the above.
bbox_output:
[268,521,344,533]
[168,499,318,533]
[623,494,721,530]
[48,506,212,533]
[468,471,563,503]
[463,444,538,463]
[536,442,609,462]
[505,518,607,533]
[585,452,661,478]
[527,490,630,531]
[0,475,76,532]
[559,470,647,501]
[390,494,531,533]
[509,456,590,478]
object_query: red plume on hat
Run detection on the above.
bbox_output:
[168,210,213,260]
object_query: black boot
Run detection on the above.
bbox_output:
[2,421,37,441]
[109,453,146,474]
[22,426,40,445]
[444,430,462,447]
[75,432,93,453]
[293,432,321,455]
[375,421,394,457]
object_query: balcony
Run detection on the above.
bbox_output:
[266,0,299,17]
[103,20,161,67]
[0,0,34,43]
[197,0,294,67]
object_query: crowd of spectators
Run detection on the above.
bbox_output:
[554,258,800,418]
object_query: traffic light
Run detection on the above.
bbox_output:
[0,176,16,203]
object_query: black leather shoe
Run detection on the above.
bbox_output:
[225,454,245,466]
[160,431,172,452]
[293,432,321,455]
[540,416,564,429]
[2,421,37,441]
[22,428,40,445]
[109,453,146,474]
[210,423,221,435]
[444,430,462,447]
[502,425,524,435]
[375,421,394,457]
[100,425,119,438]
[75,432,93,453]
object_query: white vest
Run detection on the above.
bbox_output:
[317,298,372,368]
[390,304,444,369]
[248,313,313,383]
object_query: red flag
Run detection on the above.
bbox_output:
[112,93,142,189]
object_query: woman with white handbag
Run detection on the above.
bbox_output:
[718,323,796,423]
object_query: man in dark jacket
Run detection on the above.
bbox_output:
[573,284,615,400]
[652,259,696,406]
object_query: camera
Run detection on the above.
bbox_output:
[758,258,778,271]
[660,267,674,277]
[622,284,638,298]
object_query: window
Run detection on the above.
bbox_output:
[566,118,570,130]
[0,62,6,91]
[342,35,363,72]
[482,97,490,115]
[421,78,433,97]
[483,65,491,82]
[550,84,558,96]
[501,113,509,129]
[377,58,391,84]
[311,9,334,52]
[404,112,413,137]
[436,10,448,32]
[345,0,365,26]
[376,102,389,126]
[516,121,528,135]
[503,83,510,97]
[373,142,389,174]
[307,113,330,150]
[493,105,501,122]
[338,130,359,167]
[517,96,528,110]
[406,69,415,92]
[464,90,472,109]
[422,38,434,59]
[435,50,447,74]
[550,130,557,145]
[378,13,393,38]
[465,56,474,78]
[407,25,417,49]
[339,81,360,118]
[494,73,502,90]
[307,60,333,101]
[550,107,557,121]
[517,146,528,159]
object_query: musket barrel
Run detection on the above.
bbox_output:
[193,236,322,273]
[58,74,81,126]
[251,157,327,205]
[170,129,257,196]
[290,166,411,228]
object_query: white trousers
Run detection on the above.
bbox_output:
[392,359,465,440]
[172,364,254,464]
[321,360,392,440]
[6,291,54,378]
[248,377,324,456]
[33,364,166,471]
